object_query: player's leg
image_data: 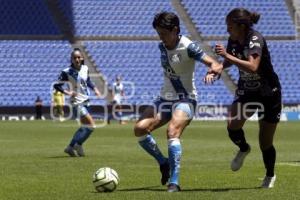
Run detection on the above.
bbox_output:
[227,101,255,171]
[113,98,124,124]
[58,105,64,121]
[259,91,281,188]
[134,105,170,185]
[116,104,125,124]
[166,102,194,192]
[65,105,95,157]
[259,120,278,188]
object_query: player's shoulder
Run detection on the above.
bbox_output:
[248,29,264,41]
[179,35,193,47]
[81,65,89,71]
[62,67,71,73]
[158,42,165,51]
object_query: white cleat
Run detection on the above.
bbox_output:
[74,144,85,157]
[64,145,76,157]
[261,175,276,188]
[231,146,251,171]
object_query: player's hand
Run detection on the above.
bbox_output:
[65,90,77,97]
[210,62,223,75]
[203,72,218,84]
[215,44,227,57]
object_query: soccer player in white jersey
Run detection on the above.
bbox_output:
[134,12,222,192]
[54,48,101,157]
[112,76,125,124]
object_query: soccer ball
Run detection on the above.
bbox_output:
[92,167,119,192]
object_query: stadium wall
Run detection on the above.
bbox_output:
[1,104,300,121]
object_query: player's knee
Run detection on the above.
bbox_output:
[227,120,243,130]
[167,124,181,139]
[259,141,273,151]
[134,123,148,137]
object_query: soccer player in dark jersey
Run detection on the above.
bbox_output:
[134,12,222,192]
[214,8,282,188]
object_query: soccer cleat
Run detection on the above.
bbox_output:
[261,175,276,188]
[167,183,181,192]
[231,145,251,171]
[160,161,170,185]
[64,146,76,157]
[74,144,85,157]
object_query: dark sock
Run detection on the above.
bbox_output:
[227,128,250,152]
[262,146,276,177]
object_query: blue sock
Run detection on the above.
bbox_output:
[69,127,93,146]
[138,134,167,165]
[168,138,182,185]
[69,127,83,147]
[77,127,94,145]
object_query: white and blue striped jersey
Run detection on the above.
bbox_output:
[112,82,124,104]
[54,65,95,105]
[159,35,206,100]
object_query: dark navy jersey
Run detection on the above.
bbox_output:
[227,29,281,95]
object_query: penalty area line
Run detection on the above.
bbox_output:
[277,162,300,167]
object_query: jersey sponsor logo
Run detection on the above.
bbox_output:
[243,81,261,90]
[231,48,236,56]
[169,53,182,64]
[252,36,258,40]
[240,70,261,81]
[249,41,261,49]
[236,89,245,96]
[164,67,179,80]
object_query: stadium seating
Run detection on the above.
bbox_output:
[0,41,71,106]
[0,0,60,35]
[181,0,296,37]
[58,0,189,36]
[0,0,298,107]
[216,41,300,104]
[85,41,234,105]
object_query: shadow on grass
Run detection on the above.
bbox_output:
[46,155,76,159]
[116,185,261,193]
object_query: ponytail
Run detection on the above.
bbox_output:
[250,12,260,24]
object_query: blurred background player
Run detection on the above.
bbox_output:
[105,85,114,124]
[54,48,101,157]
[134,12,222,192]
[35,96,43,120]
[52,89,65,121]
[214,8,282,188]
[112,75,126,124]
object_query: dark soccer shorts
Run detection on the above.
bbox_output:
[233,89,282,123]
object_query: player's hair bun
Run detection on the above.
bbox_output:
[250,12,260,24]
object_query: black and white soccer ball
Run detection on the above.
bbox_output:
[93,167,119,192]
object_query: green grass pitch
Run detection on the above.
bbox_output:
[0,120,299,200]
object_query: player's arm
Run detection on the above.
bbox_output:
[215,35,263,73]
[53,71,76,97]
[187,42,222,75]
[86,76,101,97]
[215,44,260,73]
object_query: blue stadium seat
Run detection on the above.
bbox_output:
[181,0,296,37]
[57,0,189,37]
[0,41,71,106]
